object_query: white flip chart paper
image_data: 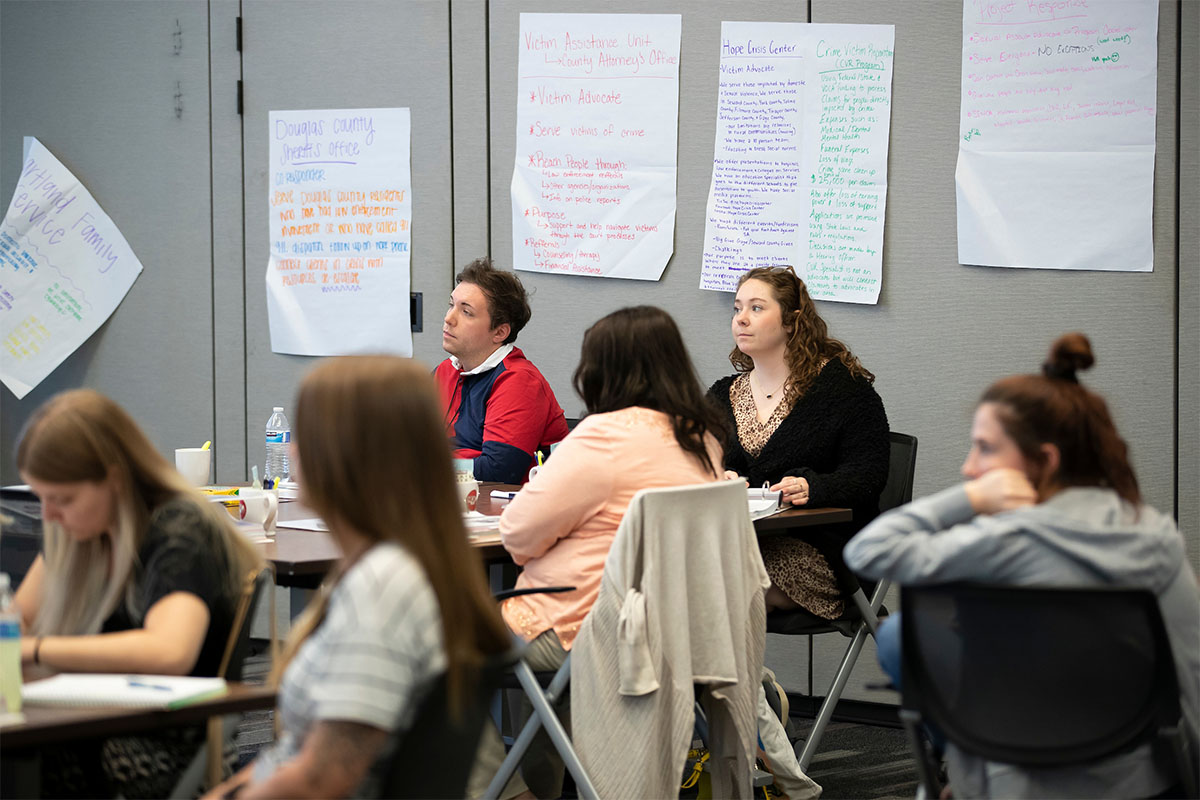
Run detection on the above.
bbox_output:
[700,22,896,304]
[956,0,1159,271]
[1,138,144,399]
[511,13,682,281]
[266,108,412,355]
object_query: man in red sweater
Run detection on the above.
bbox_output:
[434,258,570,484]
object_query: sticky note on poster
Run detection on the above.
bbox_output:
[1,138,144,399]
[511,13,681,281]
[266,108,412,356]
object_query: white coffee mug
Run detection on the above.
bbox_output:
[239,489,278,532]
[528,466,542,482]
[175,448,212,487]
[456,479,479,512]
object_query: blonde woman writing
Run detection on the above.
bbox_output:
[15,389,262,797]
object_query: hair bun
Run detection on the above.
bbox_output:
[1042,332,1094,383]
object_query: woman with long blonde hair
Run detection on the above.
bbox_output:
[209,356,511,799]
[15,388,263,797]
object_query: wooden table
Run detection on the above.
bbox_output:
[0,682,277,798]
[266,483,850,587]
[266,485,512,588]
[0,682,277,750]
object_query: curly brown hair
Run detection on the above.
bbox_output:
[730,266,874,403]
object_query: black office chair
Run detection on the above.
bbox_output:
[368,650,520,799]
[766,431,918,770]
[899,584,1198,799]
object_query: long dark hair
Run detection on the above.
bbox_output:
[730,266,873,402]
[573,306,724,477]
[279,356,511,716]
[981,333,1140,505]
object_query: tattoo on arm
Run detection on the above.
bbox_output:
[300,720,389,794]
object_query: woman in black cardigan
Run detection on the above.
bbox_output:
[710,266,889,615]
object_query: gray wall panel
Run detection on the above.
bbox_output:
[810,0,1178,513]
[452,0,493,267]
[0,0,1189,707]
[210,0,247,483]
[1179,0,1198,570]
[1,0,216,480]
[241,0,454,474]
[488,0,1183,702]
[487,0,811,420]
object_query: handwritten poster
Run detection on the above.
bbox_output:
[700,22,895,304]
[266,108,412,355]
[957,0,1158,271]
[511,13,681,281]
[0,138,144,399]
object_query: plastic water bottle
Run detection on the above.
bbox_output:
[0,574,21,714]
[265,407,291,482]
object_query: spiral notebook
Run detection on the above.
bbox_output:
[21,674,228,710]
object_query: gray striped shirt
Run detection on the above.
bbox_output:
[254,542,445,783]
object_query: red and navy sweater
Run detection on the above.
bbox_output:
[434,347,570,484]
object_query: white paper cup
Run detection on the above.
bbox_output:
[456,479,479,512]
[175,448,212,487]
[239,489,278,533]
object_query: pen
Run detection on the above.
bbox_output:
[127,678,173,691]
[490,490,518,500]
[536,451,545,467]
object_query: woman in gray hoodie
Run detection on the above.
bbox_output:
[845,332,1199,799]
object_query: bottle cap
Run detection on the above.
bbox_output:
[273,406,284,412]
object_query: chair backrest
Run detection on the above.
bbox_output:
[900,583,1181,767]
[217,567,273,682]
[879,431,918,514]
[371,650,518,799]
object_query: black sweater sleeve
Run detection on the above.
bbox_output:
[786,377,889,510]
[709,365,889,519]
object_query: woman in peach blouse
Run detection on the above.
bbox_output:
[471,305,724,800]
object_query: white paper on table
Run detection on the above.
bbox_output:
[276,517,328,532]
[0,138,144,399]
[956,0,1158,271]
[511,13,681,281]
[464,510,501,527]
[266,108,413,355]
[700,23,895,304]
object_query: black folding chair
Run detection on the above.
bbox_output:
[170,566,274,798]
[900,584,1198,799]
[766,431,918,769]
[482,586,600,800]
